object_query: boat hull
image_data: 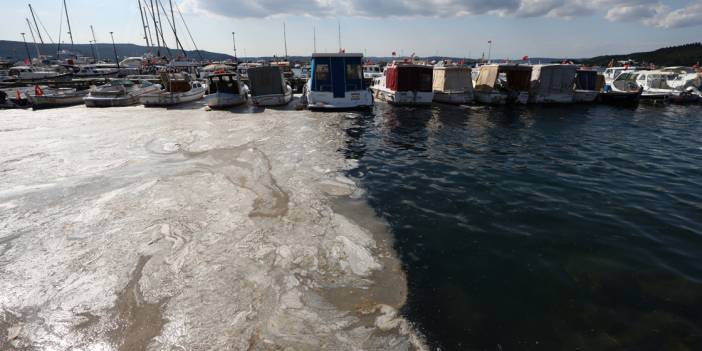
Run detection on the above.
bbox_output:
[140,87,207,107]
[528,92,575,104]
[251,92,292,107]
[474,90,529,105]
[433,91,474,104]
[598,91,641,106]
[573,90,599,103]
[205,92,248,108]
[28,91,88,110]
[371,87,433,106]
[305,89,373,110]
[84,95,140,107]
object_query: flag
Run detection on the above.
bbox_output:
[16,90,21,100]
[35,85,43,96]
[522,55,529,61]
[24,58,30,65]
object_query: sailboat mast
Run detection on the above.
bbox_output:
[28,4,44,44]
[155,0,166,50]
[232,32,237,60]
[283,22,288,60]
[25,18,41,58]
[63,0,74,47]
[313,26,316,53]
[149,0,161,56]
[90,25,100,60]
[169,0,176,39]
[156,0,186,56]
[337,20,341,52]
[138,0,151,48]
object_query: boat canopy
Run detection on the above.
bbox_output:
[575,70,599,91]
[385,64,433,92]
[248,66,285,96]
[530,64,577,95]
[207,74,240,94]
[310,53,365,97]
[433,66,473,92]
[474,65,531,92]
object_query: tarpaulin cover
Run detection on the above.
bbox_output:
[386,66,433,92]
[575,70,598,90]
[474,66,499,91]
[529,65,576,95]
[310,55,364,97]
[433,67,473,92]
[248,66,284,96]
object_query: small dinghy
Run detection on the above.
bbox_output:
[248,66,293,107]
[140,73,207,107]
[84,79,161,107]
[204,73,248,108]
[27,85,89,110]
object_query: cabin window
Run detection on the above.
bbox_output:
[346,64,362,80]
[315,64,330,80]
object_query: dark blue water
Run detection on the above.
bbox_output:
[341,103,702,351]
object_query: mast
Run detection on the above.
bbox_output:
[174,2,202,60]
[313,26,316,53]
[155,0,166,51]
[337,20,341,52]
[156,0,186,56]
[138,0,151,48]
[169,0,176,40]
[20,33,32,65]
[28,4,44,44]
[149,0,161,56]
[57,1,64,59]
[26,18,41,58]
[63,0,74,47]
[144,6,154,50]
[283,22,288,60]
[90,25,100,60]
[232,32,237,60]
[145,1,172,58]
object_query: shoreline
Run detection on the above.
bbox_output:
[0,104,425,349]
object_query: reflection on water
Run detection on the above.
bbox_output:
[343,102,702,350]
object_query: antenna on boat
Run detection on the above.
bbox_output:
[232,32,237,61]
[137,0,151,49]
[313,26,317,54]
[90,25,100,60]
[337,19,341,52]
[27,4,44,44]
[25,18,41,58]
[283,22,288,60]
[63,0,74,48]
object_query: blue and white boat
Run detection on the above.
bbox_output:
[304,53,373,110]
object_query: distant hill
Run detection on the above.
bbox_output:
[0,40,234,62]
[581,43,702,67]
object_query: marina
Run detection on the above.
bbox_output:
[2,1,702,350]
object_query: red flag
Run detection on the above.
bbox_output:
[35,85,43,96]
[24,58,30,65]
[522,55,529,61]
[16,90,21,100]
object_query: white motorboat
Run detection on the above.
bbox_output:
[528,64,577,104]
[609,70,670,103]
[660,67,701,91]
[7,66,62,80]
[248,66,292,107]
[363,64,383,80]
[473,64,532,105]
[26,87,89,110]
[140,73,207,107]
[204,73,248,108]
[84,79,161,107]
[304,53,373,110]
[73,65,119,78]
[432,63,474,104]
[603,66,643,88]
[371,61,434,106]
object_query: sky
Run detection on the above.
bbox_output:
[2,0,701,59]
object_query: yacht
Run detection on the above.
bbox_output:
[140,73,207,107]
[432,62,474,104]
[204,73,248,109]
[371,61,434,105]
[304,53,373,110]
[84,79,161,107]
[473,64,532,105]
[248,66,293,107]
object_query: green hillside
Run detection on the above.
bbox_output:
[582,43,702,67]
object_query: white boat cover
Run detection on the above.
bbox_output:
[433,66,473,92]
[529,64,577,95]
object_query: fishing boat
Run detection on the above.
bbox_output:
[432,63,474,104]
[304,53,373,110]
[204,73,248,108]
[473,64,532,105]
[247,66,292,107]
[140,73,207,107]
[371,61,434,105]
[528,64,577,104]
[7,66,63,81]
[26,86,89,110]
[573,70,602,103]
[84,79,161,107]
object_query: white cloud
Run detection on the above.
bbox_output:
[181,0,702,28]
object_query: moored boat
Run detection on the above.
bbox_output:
[473,64,531,105]
[84,79,161,107]
[26,86,89,110]
[139,73,207,107]
[573,69,601,103]
[204,73,248,108]
[304,53,373,110]
[528,64,577,104]
[371,61,434,106]
[248,66,292,107]
[432,63,474,104]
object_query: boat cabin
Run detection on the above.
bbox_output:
[248,66,285,96]
[433,65,472,93]
[207,74,241,95]
[474,64,532,92]
[309,53,365,98]
[383,63,433,92]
